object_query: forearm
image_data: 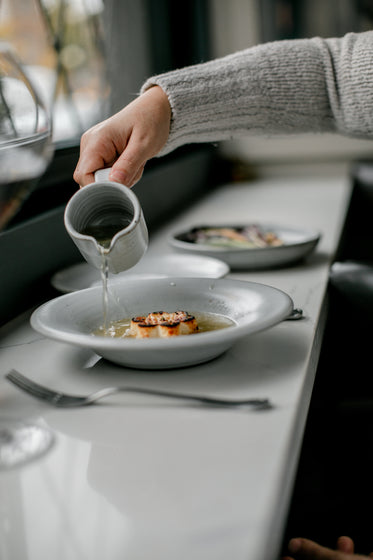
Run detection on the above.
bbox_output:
[141,31,373,155]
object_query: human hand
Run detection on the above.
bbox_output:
[73,85,171,188]
[283,536,373,560]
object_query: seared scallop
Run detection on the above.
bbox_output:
[130,311,199,338]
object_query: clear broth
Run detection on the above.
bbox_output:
[80,222,131,250]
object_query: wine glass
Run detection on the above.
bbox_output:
[0,42,54,469]
[0,41,54,229]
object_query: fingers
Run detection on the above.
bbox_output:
[74,132,146,188]
[287,537,341,559]
[106,88,171,186]
[73,85,171,188]
[73,166,96,188]
[108,139,148,187]
[131,164,145,186]
[337,537,355,554]
[110,161,145,188]
[286,537,373,560]
[74,131,144,188]
[73,122,119,187]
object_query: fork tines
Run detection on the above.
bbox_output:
[6,369,57,400]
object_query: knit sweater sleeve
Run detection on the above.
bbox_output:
[140,31,373,156]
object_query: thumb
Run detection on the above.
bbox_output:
[109,154,146,188]
[108,131,154,187]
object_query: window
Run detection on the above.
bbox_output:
[0,0,213,230]
[0,0,108,144]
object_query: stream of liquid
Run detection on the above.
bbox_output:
[99,247,110,332]
[80,221,131,333]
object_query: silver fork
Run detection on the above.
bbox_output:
[5,369,271,409]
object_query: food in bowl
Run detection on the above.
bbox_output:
[31,277,294,369]
[131,311,198,338]
[183,225,283,249]
[93,310,235,339]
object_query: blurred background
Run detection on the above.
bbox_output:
[2,0,373,161]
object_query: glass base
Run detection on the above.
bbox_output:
[0,422,54,470]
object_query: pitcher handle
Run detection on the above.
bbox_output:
[94,168,112,183]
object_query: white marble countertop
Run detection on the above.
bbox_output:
[0,169,351,560]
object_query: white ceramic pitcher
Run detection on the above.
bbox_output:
[64,169,148,274]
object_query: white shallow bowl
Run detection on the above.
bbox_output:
[169,223,321,270]
[31,277,293,370]
[51,254,229,293]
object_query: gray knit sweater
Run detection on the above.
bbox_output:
[141,31,373,156]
